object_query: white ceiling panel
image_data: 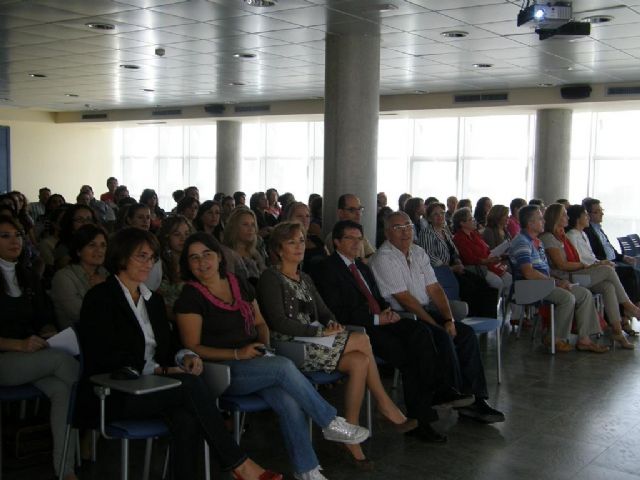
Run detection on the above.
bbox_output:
[0,0,638,112]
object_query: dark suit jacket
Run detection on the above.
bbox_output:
[584,225,623,262]
[76,275,179,426]
[312,252,389,329]
[78,274,178,379]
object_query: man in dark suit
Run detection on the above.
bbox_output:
[313,220,474,443]
[583,198,639,305]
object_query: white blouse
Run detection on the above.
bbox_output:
[566,229,597,265]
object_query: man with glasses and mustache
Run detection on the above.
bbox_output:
[370,211,505,425]
[325,194,376,261]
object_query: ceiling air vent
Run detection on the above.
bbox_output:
[152,109,182,116]
[454,93,508,103]
[82,113,108,120]
[234,104,270,113]
[606,86,640,96]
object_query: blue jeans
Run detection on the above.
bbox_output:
[223,355,337,475]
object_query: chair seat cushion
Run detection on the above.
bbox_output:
[462,317,500,334]
[0,384,44,402]
[106,419,170,439]
[304,371,344,385]
[219,394,270,413]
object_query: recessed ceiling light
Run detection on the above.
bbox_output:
[244,0,277,6]
[229,82,245,86]
[0,98,11,102]
[413,90,428,94]
[233,52,257,59]
[65,93,79,97]
[119,64,140,70]
[28,73,46,78]
[85,22,115,30]
[583,15,613,24]
[472,63,493,68]
[441,30,468,38]
[143,88,155,92]
[538,83,554,87]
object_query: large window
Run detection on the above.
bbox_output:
[118,125,215,210]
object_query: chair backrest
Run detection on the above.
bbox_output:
[432,265,460,301]
[628,234,640,254]
[618,236,636,256]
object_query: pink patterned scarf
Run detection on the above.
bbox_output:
[186,273,255,335]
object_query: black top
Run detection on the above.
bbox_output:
[0,270,52,341]
[302,234,326,274]
[174,278,258,349]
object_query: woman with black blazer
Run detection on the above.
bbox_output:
[79,227,281,480]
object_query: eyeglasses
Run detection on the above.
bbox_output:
[0,231,24,240]
[131,252,158,265]
[343,206,364,213]
[342,235,363,242]
[73,216,93,224]
[391,223,413,231]
[188,251,217,263]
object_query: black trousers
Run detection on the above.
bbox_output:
[615,262,640,303]
[423,309,489,400]
[110,373,247,479]
[366,319,444,423]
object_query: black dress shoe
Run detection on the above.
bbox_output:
[456,399,505,424]
[405,423,447,443]
[432,388,475,408]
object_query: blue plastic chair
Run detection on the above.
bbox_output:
[618,236,636,257]
[0,384,45,480]
[433,265,503,383]
[218,394,272,444]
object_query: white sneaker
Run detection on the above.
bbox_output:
[322,416,369,444]
[294,466,328,480]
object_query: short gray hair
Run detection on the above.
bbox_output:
[452,207,472,232]
[383,211,410,230]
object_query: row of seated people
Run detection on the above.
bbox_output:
[0,193,505,480]
[382,192,640,340]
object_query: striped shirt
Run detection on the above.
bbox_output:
[370,240,438,311]
[508,231,550,280]
[417,222,459,267]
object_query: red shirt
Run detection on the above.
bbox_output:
[506,215,520,238]
[453,229,506,276]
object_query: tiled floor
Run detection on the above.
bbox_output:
[5,320,640,480]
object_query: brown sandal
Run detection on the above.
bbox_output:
[576,342,609,353]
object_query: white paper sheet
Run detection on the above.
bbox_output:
[490,240,510,257]
[46,327,80,356]
[293,335,336,348]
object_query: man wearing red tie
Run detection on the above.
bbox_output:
[312,220,474,443]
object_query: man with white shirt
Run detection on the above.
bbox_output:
[370,211,504,424]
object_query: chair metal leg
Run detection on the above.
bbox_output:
[1,405,4,480]
[496,326,502,384]
[58,425,72,480]
[365,389,372,438]
[142,438,153,480]
[121,438,129,480]
[233,411,241,444]
[162,446,170,480]
[550,304,556,355]
[392,368,400,390]
[75,430,81,468]
[91,429,98,462]
[204,441,211,480]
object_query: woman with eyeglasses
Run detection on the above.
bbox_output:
[54,204,98,270]
[78,227,282,480]
[51,224,108,329]
[258,222,412,467]
[175,231,370,480]
[0,214,79,480]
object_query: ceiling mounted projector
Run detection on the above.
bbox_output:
[517,1,590,40]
